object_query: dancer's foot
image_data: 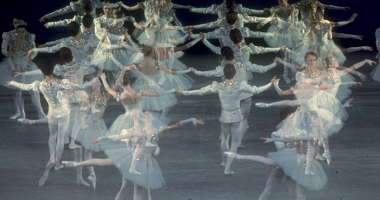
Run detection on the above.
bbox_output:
[220,162,226,167]
[68,143,82,149]
[129,167,141,175]
[77,179,90,187]
[62,161,79,168]
[10,112,21,119]
[224,152,243,159]
[38,110,47,119]
[322,151,331,165]
[54,164,64,171]
[315,153,326,161]
[19,112,26,120]
[224,170,235,175]
[38,161,54,186]
[238,143,245,149]
[17,118,35,124]
[87,173,96,189]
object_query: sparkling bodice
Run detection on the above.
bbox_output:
[312,23,330,46]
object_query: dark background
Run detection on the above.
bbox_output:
[0,0,379,58]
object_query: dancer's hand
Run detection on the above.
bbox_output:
[176,87,184,95]
[117,1,123,5]
[25,49,33,58]
[39,16,46,23]
[344,7,351,11]
[366,59,377,66]
[10,70,15,77]
[354,35,363,40]
[196,119,205,126]
[354,82,362,86]
[270,76,278,84]
[97,72,106,79]
[189,67,197,73]
[5,81,11,86]
[273,57,281,64]
[280,45,286,51]
[263,8,270,15]
[351,13,358,20]
[343,98,353,107]
[44,23,50,29]
[365,47,373,51]
[256,23,262,30]
[199,32,206,39]
[358,74,367,81]
[188,6,193,12]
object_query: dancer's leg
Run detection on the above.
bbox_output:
[220,123,231,167]
[69,105,82,148]
[38,118,59,186]
[305,141,315,174]
[28,90,46,118]
[74,147,90,186]
[134,183,143,200]
[84,149,96,189]
[142,187,151,200]
[161,107,171,117]
[321,136,331,165]
[115,177,129,200]
[296,183,306,200]
[225,152,278,166]
[224,122,241,174]
[15,90,25,119]
[258,168,286,200]
[54,116,70,170]
[286,177,297,199]
[10,91,21,119]
[238,98,251,148]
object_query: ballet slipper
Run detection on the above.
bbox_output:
[87,173,96,189]
[77,179,90,187]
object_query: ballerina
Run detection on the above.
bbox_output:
[178,64,277,174]
[0,24,46,120]
[6,60,100,186]
[227,98,352,193]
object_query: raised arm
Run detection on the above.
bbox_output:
[6,80,40,92]
[117,2,141,11]
[173,35,203,52]
[322,98,353,132]
[192,66,224,77]
[278,58,304,71]
[178,81,219,96]
[237,4,265,15]
[1,32,10,57]
[273,81,294,96]
[40,3,77,22]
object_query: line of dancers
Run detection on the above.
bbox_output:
[2,0,379,199]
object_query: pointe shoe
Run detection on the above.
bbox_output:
[224,170,235,175]
[62,161,79,167]
[68,143,82,149]
[238,144,245,149]
[54,164,64,171]
[315,153,326,161]
[322,151,331,165]
[10,112,21,119]
[224,152,243,159]
[38,111,47,119]
[129,167,141,175]
[77,179,90,187]
[19,112,26,120]
[87,174,96,189]
[38,176,47,187]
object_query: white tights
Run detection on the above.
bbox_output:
[238,98,252,146]
[13,90,44,117]
[38,115,69,186]
[221,122,241,171]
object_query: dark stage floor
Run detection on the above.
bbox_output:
[0,52,379,200]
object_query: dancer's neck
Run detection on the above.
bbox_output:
[224,79,234,84]
[227,59,236,64]
[45,75,55,83]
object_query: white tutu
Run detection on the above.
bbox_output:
[0,58,44,89]
[137,24,184,48]
[95,48,134,72]
[316,90,348,121]
[264,25,298,48]
[268,148,327,191]
[76,105,108,152]
[132,70,194,91]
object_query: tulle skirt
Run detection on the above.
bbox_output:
[279,108,343,137]
[264,25,298,48]
[268,148,327,191]
[104,144,166,190]
[370,62,380,82]
[0,59,44,89]
[76,119,108,152]
[137,24,184,48]
[316,90,348,121]
[96,49,134,72]
[132,70,194,91]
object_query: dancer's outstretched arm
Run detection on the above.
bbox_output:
[278,58,304,70]
[245,57,279,74]
[256,100,300,108]
[273,80,294,96]
[240,76,277,94]
[177,81,219,96]
[190,66,223,77]
[44,15,80,29]
[339,59,376,75]
[248,43,282,54]
[117,1,140,11]
[333,32,363,40]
